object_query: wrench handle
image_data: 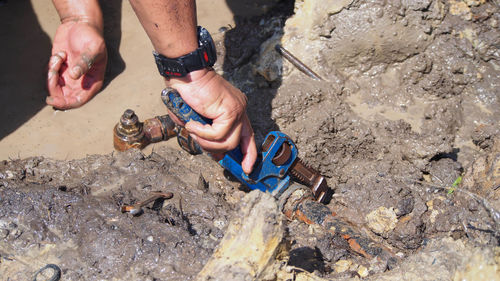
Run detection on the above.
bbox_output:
[161,88,212,125]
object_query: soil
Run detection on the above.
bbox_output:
[1,0,500,280]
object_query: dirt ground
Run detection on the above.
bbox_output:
[1,0,500,280]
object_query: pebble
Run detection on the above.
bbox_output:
[366,207,398,235]
[358,265,369,277]
[146,236,154,242]
[334,259,352,273]
[0,229,9,239]
[213,220,225,230]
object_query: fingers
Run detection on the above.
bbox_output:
[239,116,257,174]
[188,116,256,174]
[47,52,67,108]
[46,95,68,109]
[185,117,233,141]
[69,53,95,80]
[189,120,242,153]
[47,51,66,92]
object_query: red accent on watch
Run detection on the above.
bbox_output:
[203,51,209,62]
[164,71,182,77]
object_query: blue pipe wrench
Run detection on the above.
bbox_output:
[161,88,298,198]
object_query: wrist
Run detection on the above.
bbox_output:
[60,15,104,33]
[53,0,103,33]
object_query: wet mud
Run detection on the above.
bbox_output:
[0,148,238,280]
[1,0,500,280]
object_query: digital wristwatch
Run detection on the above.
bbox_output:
[153,26,217,78]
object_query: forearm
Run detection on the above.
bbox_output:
[129,0,198,58]
[52,0,103,31]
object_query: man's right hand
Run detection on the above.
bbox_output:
[47,19,107,110]
[167,69,258,175]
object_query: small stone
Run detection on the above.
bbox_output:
[366,207,398,235]
[334,259,352,273]
[426,200,434,210]
[449,0,472,20]
[490,18,498,28]
[146,235,154,242]
[10,229,22,239]
[357,265,369,277]
[0,229,9,239]
[464,0,482,7]
[213,220,225,230]
[423,174,432,182]
[5,171,14,179]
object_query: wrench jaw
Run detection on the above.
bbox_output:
[312,177,332,204]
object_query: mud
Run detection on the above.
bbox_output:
[1,0,500,280]
[0,148,239,280]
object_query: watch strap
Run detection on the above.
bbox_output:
[154,26,216,78]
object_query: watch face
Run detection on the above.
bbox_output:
[198,27,217,66]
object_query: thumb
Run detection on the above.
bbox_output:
[69,53,95,79]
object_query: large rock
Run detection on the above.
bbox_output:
[196,191,287,281]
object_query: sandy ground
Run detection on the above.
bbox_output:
[0,0,237,161]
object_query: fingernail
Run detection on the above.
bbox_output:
[50,56,60,67]
[46,97,54,104]
[71,66,82,78]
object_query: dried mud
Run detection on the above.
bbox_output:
[1,0,500,280]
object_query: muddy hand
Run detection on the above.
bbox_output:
[47,19,107,110]
[166,69,257,174]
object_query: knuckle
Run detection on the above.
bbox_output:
[225,138,239,151]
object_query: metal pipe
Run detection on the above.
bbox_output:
[275,44,324,81]
[280,184,397,268]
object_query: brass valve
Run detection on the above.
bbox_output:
[113,109,201,155]
[113,109,146,151]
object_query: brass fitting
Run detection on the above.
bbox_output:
[143,115,177,143]
[113,109,147,151]
[113,109,201,155]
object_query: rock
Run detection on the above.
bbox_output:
[196,191,287,281]
[372,238,498,281]
[286,0,353,35]
[389,215,425,250]
[427,158,463,187]
[395,197,414,217]
[0,228,9,239]
[254,34,283,82]
[462,137,500,196]
[366,207,398,236]
[402,0,432,11]
[333,259,352,273]
[449,0,472,20]
[453,250,500,280]
[357,265,369,278]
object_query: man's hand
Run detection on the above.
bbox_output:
[47,19,107,109]
[168,69,257,174]
[129,0,258,173]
